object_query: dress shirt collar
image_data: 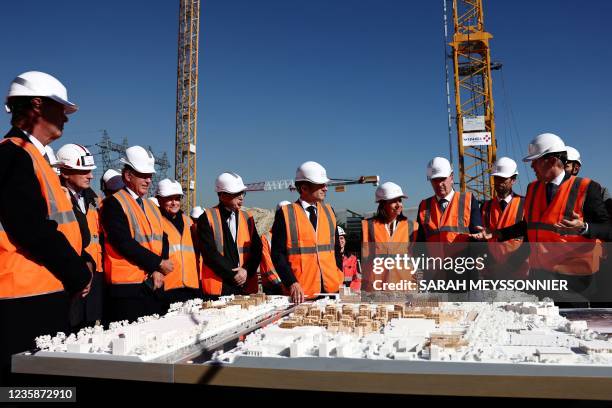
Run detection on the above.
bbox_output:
[436,189,455,203]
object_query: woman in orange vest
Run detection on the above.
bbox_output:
[0,71,91,383]
[361,182,416,292]
[480,157,528,279]
[338,226,361,291]
[156,179,201,311]
[56,143,105,329]
[198,172,262,299]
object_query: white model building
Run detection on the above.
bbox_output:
[215,299,612,366]
[34,295,290,362]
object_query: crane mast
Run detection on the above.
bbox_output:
[450,0,497,200]
[175,0,201,211]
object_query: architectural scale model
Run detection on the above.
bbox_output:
[32,295,291,362]
[215,299,612,365]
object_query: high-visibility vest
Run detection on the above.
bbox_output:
[281,202,343,298]
[85,198,103,273]
[361,217,417,290]
[200,207,256,296]
[0,137,82,299]
[482,195,528,278]
[161,213,199,290]
[104,189,164,284]
[417,192,472,243]
[342,254,361,291]
[525,176,602,275]
[260,232,282,288]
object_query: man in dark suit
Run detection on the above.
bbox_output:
[0,71,91,385]
[198,172,262,298]
[473,133,610,303]
[100,146,173,323]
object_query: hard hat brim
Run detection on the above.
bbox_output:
[491,171,518,178]
[375,193,408,203]
[120,158,156,174]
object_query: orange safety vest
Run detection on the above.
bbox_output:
[161,213,199,290]
[200,207,256,295]
[342,254,361,291]
[104,189,164,284]
[85,198,103,273]
[525,176,602,275]
[0,137,82,299]
[417,192,472,243]
[281,202,343,298]
[361,217,417,290]
[260,232,282,288]
[482,195,528,278]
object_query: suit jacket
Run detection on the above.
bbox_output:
[0,127,89,294]
[197,205,262,295]
[100,189,169,276]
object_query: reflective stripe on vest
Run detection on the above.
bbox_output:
[524,176,601,275]
[418,192,471,241]
[282,202,343,298]
[260,231,282,286]
[85,201,103,273]
[162,214,199,290]
[104,189,163,284]
[0,137,82,299]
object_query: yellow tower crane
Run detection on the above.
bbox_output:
[449,0,499,201]
[175,0,201,211]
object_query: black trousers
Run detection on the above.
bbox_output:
[0,291,70,385]
[106,283,163,324]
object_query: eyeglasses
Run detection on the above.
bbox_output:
[223,191,246,199]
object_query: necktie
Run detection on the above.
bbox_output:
[499,199,508,212]
[42,152,51,164]
[227,211,237,242]
[307,206,317,230]
[136,197,145,212]
[546,183,557,205]
[389,221,395,236]
[439,199,448,213]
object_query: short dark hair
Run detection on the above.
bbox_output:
[294,181,308,194]
[542,151,568,165]
[6,96,35,126]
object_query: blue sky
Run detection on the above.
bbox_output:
[2,0,611,213]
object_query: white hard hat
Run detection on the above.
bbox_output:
[157,178,183,197]
[102,169,121,183]
[55,143,96,170]
[101,169,124,191]
[491,157,518,178]
[337,226,346,236]
[215,172,247,194]
[276,200,292,210]
[148,197,159,207]
[427,157,453,180]
[375,181,407,202]
[522,133,566,162]
[6,71,78,114]
[295,161,330,184]
[120,146,156,174]
[190,206,204,219]
[566,146,582,164]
